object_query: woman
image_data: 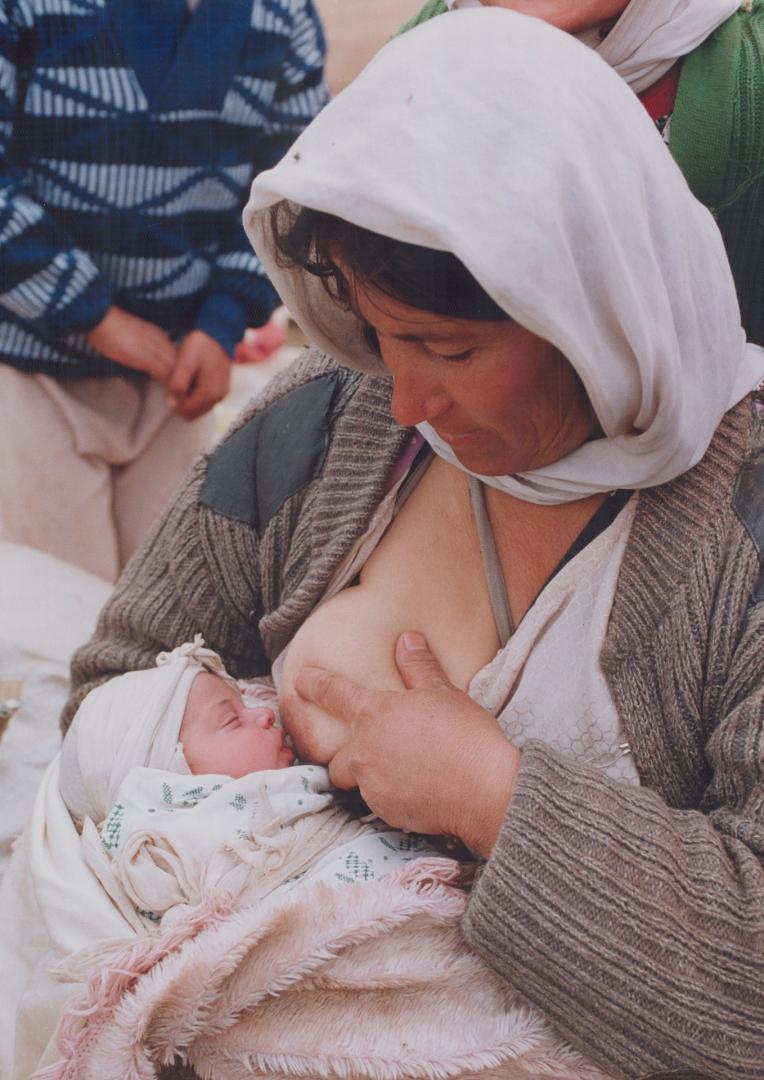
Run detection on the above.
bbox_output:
[63,10,764,1078]
[400,0,764,349]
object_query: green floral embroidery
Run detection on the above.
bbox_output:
[379,834,426,853]
[101,803,125,851]
[341,851,375,882]
[229,793,246,811]
[162,782,173,804]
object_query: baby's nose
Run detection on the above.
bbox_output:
[247,707,275,729]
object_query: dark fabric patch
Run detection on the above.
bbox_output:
[733,446,764,603]
[199,373,338,530]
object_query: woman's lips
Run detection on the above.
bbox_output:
[434,428,480,447]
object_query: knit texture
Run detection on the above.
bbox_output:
[671,1,764,344]
[0,0,327,375]
[65,349,764,1077]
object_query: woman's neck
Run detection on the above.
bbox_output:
[484,485,610,628]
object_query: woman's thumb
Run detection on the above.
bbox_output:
[395,632,452,690]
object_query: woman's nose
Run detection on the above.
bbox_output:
[389,370,450,428]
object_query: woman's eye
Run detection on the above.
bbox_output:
[429,347,475,363]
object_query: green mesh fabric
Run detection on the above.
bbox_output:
[394,0,448,38]
[671,2,764,344]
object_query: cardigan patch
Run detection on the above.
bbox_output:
[734,445,764,602]
[199,373,339,531]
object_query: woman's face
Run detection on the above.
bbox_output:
[355,286,596,476]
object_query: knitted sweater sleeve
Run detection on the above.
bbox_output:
[463,578,764,1077]
[62,348,334,731]
[194,0,329,353]
[0,1,112,340]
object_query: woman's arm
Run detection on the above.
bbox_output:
[294,606,764,1078]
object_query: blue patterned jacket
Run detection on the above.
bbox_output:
[0,0,327,376]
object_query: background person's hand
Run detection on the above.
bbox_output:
[480,0,629,34]
[167,330,231,420]
[87,306,176,381]
[294,632,520,856]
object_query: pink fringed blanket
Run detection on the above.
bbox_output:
[37,859,610,1080]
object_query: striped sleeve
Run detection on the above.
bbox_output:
[0,0,112,341]
[198,0,328,346]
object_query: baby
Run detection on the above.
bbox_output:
[58,638,439,929]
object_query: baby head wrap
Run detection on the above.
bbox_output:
[244,8,764,505]
[60,637,239,826]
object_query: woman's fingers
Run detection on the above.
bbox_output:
[294,666,372,724]
[280,686,352,764]
[328,744,356,791]
[394,631,454,691]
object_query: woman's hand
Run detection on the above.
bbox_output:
[480,0,629,34]
[294,632,520,857]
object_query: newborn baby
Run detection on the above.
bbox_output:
[59,638,438,929]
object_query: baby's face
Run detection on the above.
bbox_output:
[180,673,293,777]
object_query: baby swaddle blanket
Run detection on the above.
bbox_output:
[86,764,438,926]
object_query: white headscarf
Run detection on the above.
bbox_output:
[446,0,739,93]
[582,0,739,93]
[245,10,764,504]
[59,637,239,826]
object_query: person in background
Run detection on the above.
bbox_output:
[398,0,764,347]
[0,0,327,582]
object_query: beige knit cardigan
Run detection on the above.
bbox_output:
[65,349,764,1079]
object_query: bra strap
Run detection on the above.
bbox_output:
[468,476,514,647]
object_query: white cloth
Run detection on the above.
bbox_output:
[472,495,640,783]
[90,764,440,925]
[589,0,738,93]
[444,0,738,93]
[244,9,764,505]
[0,758,135,1080]
[59,637,238,826]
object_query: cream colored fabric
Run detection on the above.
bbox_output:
[245,9,764,504]
[587,0,738,93]
[471,495,640,782]
[59,638,237,827]
[0,758,135,1080]
[88,763,437,925]
[0,366,214,582]
[446,0,738,93]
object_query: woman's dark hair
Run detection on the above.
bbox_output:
[269,203,510,322]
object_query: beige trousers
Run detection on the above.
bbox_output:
[0,366,215,582]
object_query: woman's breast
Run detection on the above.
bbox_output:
[277,457,501,705]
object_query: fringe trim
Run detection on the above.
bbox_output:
[31,892,233,1080]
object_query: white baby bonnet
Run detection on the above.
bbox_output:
[59,637,238,826]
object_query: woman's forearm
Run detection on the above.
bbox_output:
[465,741,764,1078]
